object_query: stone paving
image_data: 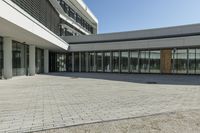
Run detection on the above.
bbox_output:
[0,73,200,133]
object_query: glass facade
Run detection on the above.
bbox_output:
[66,53,72,72]
[112,51,120,72]
[103,52,111,72]
[81,52,87,72]
[196,49,200,74]
[120,51,129,72]
[188,49,196,74]
[47,48,200,75]
[96,52,103,72]
[88,52,95,72]
[12,41,29,76]
[173,49,188,74]
[130,51,139,73]
[140,51,150,73]
[74,52,79,72]
[149,51,160,73]
[36,48,44,74]
[0,37,3,78]
[49,52,66,72]
[57,53,66,72]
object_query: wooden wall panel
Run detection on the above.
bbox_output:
[161,49,172,74]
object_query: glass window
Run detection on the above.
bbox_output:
[103,52,111,72]
[112,51,120,72]
[57,53,66,72]
[173,49,188,74]
[120,51,129,72]
[69,8,75,19]
[188,49,196,74]
[149,50,160,73]
[196,49,200,74]
[96,52,103,72]
[140,51,150,73]
[49,52,55,72]
[36,48,44,74]
[12,41,29,76]
[81,52,86,72]
[74,52,79,72]
[130,51,139,73]
[88,52,95,72]
[66,52,72,72]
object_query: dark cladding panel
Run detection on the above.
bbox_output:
[11,0,60,35]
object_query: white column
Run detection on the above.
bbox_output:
[44,49,49,73]
[29,45,35,76]
[3,37,12,79]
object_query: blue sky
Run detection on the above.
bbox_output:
[84,0,200,33]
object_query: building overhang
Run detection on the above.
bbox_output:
[64,23,200,44]
[0,0,69,52]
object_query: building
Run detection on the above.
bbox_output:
[0,0,97,79]
[1,0,200,79]
[58,24,200,75]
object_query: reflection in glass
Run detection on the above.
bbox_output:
[188,49,196,74]
[36,48,44,74]
[66,52,72,72]
[12,41,29,76]
[49,52,56,72]
[74,52,79,72]
[88,52,95,72]
[149,50,160,73]
[112,51,120,72]
[103,52,111,72]
[96,52,103,72]
[130,51,139,73]
[120,51,129,72]
[196,49,200,74]
[140,51,150,73]
[57,53,66,72]
[173,49,187,74]
[81,52,86,72]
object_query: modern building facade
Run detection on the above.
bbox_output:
[53,24,200,75]
[0,0,97,79]
[1,0,200,79]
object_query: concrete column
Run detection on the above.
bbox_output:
[29,45,35,76]
[44,49,49,73]
[3,37,12,79]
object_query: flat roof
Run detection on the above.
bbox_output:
[63,23,200,44]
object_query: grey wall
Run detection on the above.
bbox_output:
[11,0,60,35]
[69,35,200,51]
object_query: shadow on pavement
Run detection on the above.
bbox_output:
[42,72,200,86]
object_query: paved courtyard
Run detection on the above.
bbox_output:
[0,73,200,132]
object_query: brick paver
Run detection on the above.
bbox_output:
[0,73,200,132]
